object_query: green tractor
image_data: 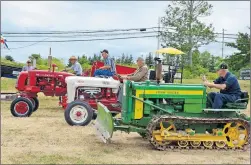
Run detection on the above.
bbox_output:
[94,58,250,151]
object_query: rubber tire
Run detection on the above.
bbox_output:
[92,111,97,120]
[30,97,39,112]
[64,101,93,126]
[10,97,33,117]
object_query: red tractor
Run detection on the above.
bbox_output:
[10,64,74,117]
[11,60,136,118]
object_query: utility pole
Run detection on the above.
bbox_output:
[157,17,161,57]
[221,28,225,59]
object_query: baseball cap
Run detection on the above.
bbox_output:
[216,63,228,71]
[100,49,109,54]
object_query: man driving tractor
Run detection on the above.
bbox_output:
[65,56,83,76]
[203,63,242,109]
[22,60,35,71]
[119,57,148,81]
[93,49,116,77]
[117,57,149,104]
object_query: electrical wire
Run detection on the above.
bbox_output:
[7,37,50,50]
[2,27,159,34]
[7,35,158,42]
[3,31,159,38]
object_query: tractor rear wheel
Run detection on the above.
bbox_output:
[64,101,93,126]
[10,97,33,117]
[30,97,39,112]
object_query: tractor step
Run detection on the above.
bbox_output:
[1,93,18,101]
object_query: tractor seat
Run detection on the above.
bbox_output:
[225,91,249,109]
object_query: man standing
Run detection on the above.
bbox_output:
[203,63,242,109]
[66,56,83,76]
[22,60,35,71]
[94,49,116,77]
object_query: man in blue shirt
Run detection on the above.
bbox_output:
[66,56,83,76]
[22,60,35,71]
[203,63,242,109]
[94,49,116,77]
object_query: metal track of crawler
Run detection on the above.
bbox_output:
[146,115,250,151]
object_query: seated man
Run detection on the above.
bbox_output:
[117,57,148,103]
[203,63,242,109]
[65,56,83,76]
[119,57,148,82]
[22,60,35,71]
[94,49,116,77]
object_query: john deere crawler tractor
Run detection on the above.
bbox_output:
[94,59,250,151]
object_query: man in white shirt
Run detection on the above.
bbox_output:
[22,60,35,71]
[66,56,83,76]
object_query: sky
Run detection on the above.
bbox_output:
[1,1,250,64]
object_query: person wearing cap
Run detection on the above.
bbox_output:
[66,56,83,76]
[203,63,242,109]
[22,60,35,71]
[93,49,116,77]
[117,57,148,105]
[119,57,148,82]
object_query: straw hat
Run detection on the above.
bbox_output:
[69,56,77,60]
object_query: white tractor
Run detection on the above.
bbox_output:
[64,76,121,126]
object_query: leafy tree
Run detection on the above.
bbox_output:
[5,55,14,62]
[29,54,41,60]
[192,50,200,65]
[116,57,121,64]
[145,52,154,66]
[225,31,250,71]
[129,54,133,65]
[200,51,211,68]
[160,1,215,66]
[208,55,216,72]
[121,53,125,64]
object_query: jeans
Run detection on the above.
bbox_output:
[207,92,240,109]
[94,69,114,77]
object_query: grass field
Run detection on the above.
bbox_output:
[1,77,250,164]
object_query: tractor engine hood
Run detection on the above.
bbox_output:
[65,76,120,103]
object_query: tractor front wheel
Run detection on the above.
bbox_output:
[64,101,93,126]
[10,97,33,117]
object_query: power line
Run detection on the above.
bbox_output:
[8,38,50,50]
[6,35,158,49]
[2,27,159,34]
[3,31,159,38]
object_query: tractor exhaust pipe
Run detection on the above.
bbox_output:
[48,47,52,71]
[154,57,162,84]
